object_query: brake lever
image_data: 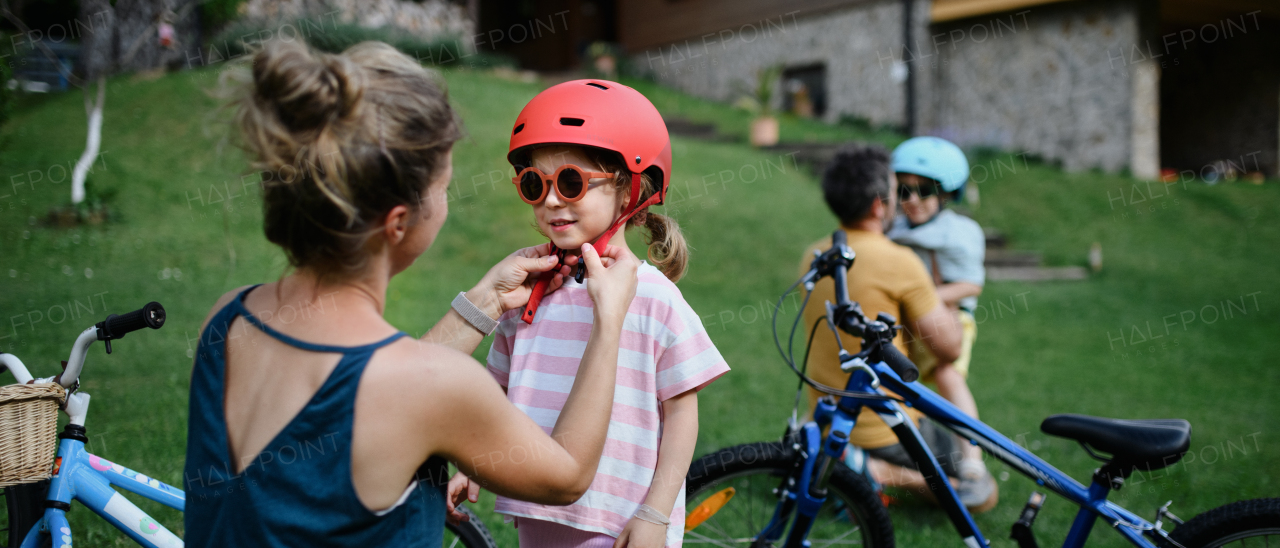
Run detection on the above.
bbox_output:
[838,351,880,388]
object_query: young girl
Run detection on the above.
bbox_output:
[451,81,730,548]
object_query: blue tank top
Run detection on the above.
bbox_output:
[184,285,447,547]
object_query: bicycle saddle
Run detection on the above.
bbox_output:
[1041,414,1191,473]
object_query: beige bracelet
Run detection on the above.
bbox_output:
[451,292,498,335]
[633,504,671,527]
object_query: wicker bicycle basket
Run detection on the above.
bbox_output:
[0,383,66,488]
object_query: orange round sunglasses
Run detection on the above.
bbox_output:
[511,165,613,204]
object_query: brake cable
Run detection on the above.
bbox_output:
[772,276,905,403]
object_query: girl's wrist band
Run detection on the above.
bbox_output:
[452,292,499,335]
[633,504,671,527]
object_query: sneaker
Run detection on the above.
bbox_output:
[955,460,999,513]
[841,445,881,493]
[833,446,892,519]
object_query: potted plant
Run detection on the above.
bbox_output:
[587,42,619,80]
[735,65,782,147]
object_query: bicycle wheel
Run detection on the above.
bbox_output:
[2,480,48,548]
[685,442,894,548]
[445,506,497,548]
[1164,498,1280,548]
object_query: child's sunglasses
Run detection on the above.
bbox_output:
[896,180,943,201]
[511,165,613,204]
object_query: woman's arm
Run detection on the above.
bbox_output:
[424,243,568,354]
[615,390,699,548]
[430,244,638,504]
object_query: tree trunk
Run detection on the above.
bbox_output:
[71,0,114,205]
[71,77,106,204]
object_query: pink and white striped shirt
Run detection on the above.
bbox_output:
[486,262,730,546]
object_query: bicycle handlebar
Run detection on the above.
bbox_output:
[830,230,855,312]
[97,302,166,342]
[3,302,166,395]
[875,338,920,383]
[57,302,166,389]
[819,230,920,384]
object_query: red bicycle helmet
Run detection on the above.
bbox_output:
[508,79,673,323]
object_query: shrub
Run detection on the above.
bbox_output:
[209,16,514,69]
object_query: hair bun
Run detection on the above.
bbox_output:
[252,40,365,133]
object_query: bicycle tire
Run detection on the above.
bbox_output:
[1162,498,1280,548]
[445,506,497,548]
[3,481,49,548]
[686,441,894,548]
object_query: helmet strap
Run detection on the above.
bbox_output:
[521,172,658,324]
[563,171,656,256]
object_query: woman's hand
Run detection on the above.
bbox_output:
[613,517,667,548]
[445,471,479,526]
[579,243,639,327]
[468,243,566,317]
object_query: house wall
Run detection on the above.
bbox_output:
[628,0,1157,173]
[917,0,1150,172]
[628,0,919,128]
[618,0,871,52]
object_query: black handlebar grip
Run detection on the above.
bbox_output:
[99,302,166,340]
[832,229,847,248]
[878,341,920,383]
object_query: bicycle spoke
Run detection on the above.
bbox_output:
[808,523,862,546]
[702,513,749,543]
[689,471,873,548]
[685,528,752,547]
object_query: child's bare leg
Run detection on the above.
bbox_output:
[933,363,981,462]
[933,363,977,418]
[867,458,958,501]
[932,364,998,511]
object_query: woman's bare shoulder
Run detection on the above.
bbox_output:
[199,285,256,334]
[365,338,495,398]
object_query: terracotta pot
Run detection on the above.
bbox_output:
[750,116,778,147]
[593,55,617,79]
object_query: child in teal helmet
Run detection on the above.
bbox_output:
[886,136,996,511]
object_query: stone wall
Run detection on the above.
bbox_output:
[242,0,473,39]
[72,0,204,75]
[629,0,917,128]
[628,0,1167,174]
[917,0,1148,173]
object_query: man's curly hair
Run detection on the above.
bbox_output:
[820,144,892,225]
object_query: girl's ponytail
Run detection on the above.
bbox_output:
[639,209,688,283]
[585,148,691,283]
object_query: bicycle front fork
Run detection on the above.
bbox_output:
[21,507,69,548]
[772,398,855,548]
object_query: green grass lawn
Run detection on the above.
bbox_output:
[1,64,1277,547]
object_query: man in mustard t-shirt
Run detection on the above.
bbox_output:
[797,144,998,512]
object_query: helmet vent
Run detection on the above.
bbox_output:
[585,83,609,90]
[559,117,585,127]
[513,123,525,135]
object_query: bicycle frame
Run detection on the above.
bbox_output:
[21,434,186,548]
[2,306,183,548]
[758,234,1170,548]
[816,359,1165,548]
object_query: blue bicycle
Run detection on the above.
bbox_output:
[1,302,497,548]
[682,231,1280,548]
